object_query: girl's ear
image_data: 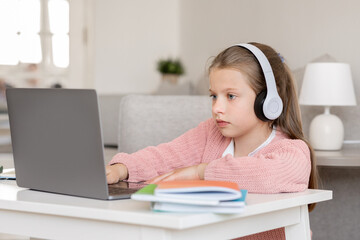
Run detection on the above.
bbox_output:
[254,91,269,122]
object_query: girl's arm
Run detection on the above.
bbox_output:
[205,139,311,193]
[108,119,212,182]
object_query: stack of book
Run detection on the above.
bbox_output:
[131,180,247,214]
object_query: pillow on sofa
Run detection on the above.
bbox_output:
[118,95,212,153]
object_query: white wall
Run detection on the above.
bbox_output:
[92,0,180,94]
[92,0,360,94]
[179,0,360,87]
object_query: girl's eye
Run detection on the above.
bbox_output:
[209,94,217,100]
[228,94,236,100]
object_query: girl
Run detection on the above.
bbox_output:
[106,42,318,240]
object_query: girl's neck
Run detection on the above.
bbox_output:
[233,124,273,157]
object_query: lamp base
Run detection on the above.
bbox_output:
[309,113,344,151]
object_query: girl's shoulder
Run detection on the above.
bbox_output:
[271,129,310,156]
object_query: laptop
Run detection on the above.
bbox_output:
[6,88,146,200]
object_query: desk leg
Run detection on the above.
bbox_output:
[285,205,311,240]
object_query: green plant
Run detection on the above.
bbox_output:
[157,59,185,75]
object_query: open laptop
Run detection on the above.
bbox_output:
[6,88,146,200]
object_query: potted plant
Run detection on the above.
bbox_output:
[157,58,185,84]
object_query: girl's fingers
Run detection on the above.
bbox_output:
[147,172,173,184]
[159,174,176,182]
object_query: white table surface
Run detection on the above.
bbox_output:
[0,181,332,240]
[315,144,360,167]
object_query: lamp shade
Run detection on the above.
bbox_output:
[299,63,357,106]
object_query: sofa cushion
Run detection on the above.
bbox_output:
[118,95,212,153]
[98,94,124,146]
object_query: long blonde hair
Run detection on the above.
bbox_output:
[209,42,318,211]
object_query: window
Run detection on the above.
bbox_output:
[48,0,69,68]
[0,0,71,88]
[0,0,42,65]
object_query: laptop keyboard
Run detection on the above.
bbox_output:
[108,187,138,195]
[108,181,146,196]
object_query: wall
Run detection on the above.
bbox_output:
[179,0,360,86]
[92,0,180,94]
[178,0,360,140]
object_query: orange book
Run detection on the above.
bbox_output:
[156,180,239,191]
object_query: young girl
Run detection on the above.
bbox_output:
[106,42,318,239]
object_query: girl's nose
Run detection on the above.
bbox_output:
[212,98,225,115]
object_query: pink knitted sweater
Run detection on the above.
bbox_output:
[110,118,311,240]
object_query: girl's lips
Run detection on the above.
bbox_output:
[216,119,229,127]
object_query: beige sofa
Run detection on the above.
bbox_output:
[117,95,211,153]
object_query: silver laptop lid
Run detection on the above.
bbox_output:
[6,88,110,199]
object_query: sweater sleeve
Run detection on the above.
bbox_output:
[204,139,311,193]
[109,119,212,182]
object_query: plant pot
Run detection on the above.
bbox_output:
[162,74,180,85]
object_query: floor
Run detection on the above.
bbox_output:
[0,147,118,240]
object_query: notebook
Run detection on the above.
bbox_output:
[6,88,146,200]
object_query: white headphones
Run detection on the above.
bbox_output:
[234,43,283,121]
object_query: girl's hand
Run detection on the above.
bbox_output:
[148,163,208,184]
[106,164,128,184]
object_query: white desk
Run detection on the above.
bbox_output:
[315,144,360,167]
[0,181,332,240]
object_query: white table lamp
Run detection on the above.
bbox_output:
[299,63,357,150]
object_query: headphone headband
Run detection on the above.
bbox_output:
[234,43,283,120]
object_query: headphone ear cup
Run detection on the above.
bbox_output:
[254,91,269,122]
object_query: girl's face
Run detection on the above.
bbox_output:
[209,67,265,139]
